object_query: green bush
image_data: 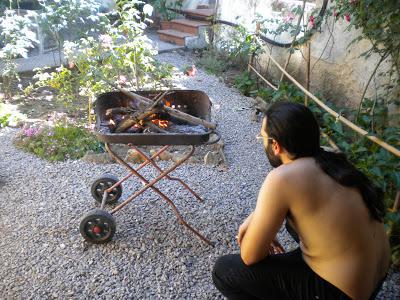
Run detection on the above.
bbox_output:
[197,49,227,76]
[234,71,257,96]
[13,122,103,161]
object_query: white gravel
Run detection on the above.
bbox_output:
[0,51,398,299]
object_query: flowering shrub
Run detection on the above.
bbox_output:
[0,9,38,98]
[34,1,174,125]
[13,115,102,161]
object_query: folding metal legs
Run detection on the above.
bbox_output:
[103,143,213,246]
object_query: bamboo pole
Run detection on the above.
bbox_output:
[394,191,400,212]
[305,41,311,106]
[248,64,278,91]
[260,45,400,157]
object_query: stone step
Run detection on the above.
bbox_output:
[183,8,215,20]
[157,29,196,46]
[163,19,209,35]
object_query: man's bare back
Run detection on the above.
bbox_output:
[279,157,390,299]
[213,102,390,300]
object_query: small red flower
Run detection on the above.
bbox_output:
[333,9,338,17]
[345,14,351,22]
[309,15,315,27]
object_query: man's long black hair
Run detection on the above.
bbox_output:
[263,101,385,222]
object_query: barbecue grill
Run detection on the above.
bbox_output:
[79,90,219,246]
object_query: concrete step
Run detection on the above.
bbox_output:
[161,19,210,35]
[183,8,215,20]
[157,29,196,46]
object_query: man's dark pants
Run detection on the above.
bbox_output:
[212,222,352,300]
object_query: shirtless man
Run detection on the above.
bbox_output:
[212,102,390,300]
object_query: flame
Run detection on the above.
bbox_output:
[151,119,169,128]
[165,100,172,107]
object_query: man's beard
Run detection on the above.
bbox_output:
[265,143,283,168]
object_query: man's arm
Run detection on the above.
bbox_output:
[240,169,289,265]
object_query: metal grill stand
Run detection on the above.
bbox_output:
[79,142,213,246]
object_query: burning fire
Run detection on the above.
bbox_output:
[151,119,169,128]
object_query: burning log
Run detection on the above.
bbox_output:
[109,92,170,133]
[105,81,217,130]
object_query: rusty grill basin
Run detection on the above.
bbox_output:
[95,90,213,145]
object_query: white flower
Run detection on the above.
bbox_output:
[99,34,113,48]
[143,4,153,16]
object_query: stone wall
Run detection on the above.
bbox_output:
[216,0,393,109]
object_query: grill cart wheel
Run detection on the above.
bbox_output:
[91,174,122,205]
[80,209,116,244]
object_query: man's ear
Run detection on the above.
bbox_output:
[273,140,283,155]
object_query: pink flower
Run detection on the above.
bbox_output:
[333,9,338,17]
[24,127,39,137]
[345,14,351,22]
[308,15,315,27]
[117,75,127,85]
[283,12,295,23]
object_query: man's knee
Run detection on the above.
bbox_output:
[212,254,242,285]
[212,254,244,295]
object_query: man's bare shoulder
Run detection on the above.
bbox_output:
[272,157,320,181]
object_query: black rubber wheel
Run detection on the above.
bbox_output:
[91,174,122,205]
[79,209,116,244]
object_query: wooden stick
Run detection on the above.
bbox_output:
[260,45,400,157]
[106,107,136,117]
[393,191,400,212]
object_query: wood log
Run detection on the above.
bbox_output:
[144,121,169,133]
[115,116,136,133]
[114,108,160,133]
[105,107,136,117]
[111,84,217,130]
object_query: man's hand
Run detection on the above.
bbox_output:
[237,212,254,246]
[268,238,285,255]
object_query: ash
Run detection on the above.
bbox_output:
[167,124,207,134]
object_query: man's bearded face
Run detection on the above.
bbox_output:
[262,117,283,168]
[265,141,283,168]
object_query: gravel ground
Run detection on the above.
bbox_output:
[0,51,399,299]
